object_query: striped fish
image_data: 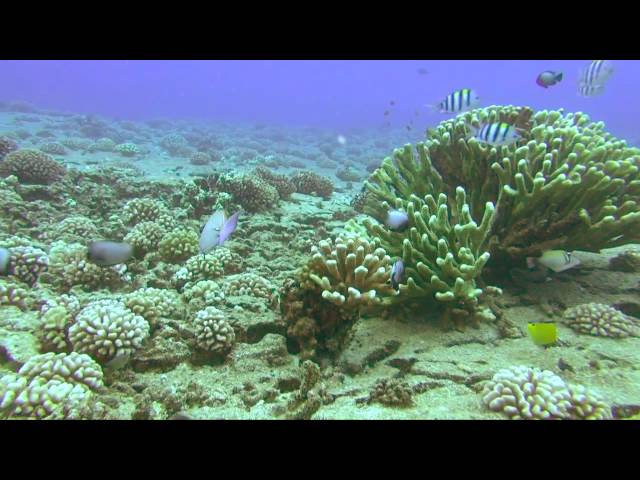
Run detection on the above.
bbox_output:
[579,60,614,87]
[431,89,480,114]
[469,122,521,147]
[577,82,606,97]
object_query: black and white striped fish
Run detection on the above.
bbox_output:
[577,83,606,97]
[578,60,614,87]
[468,122,521,147]
[428,88,480,114]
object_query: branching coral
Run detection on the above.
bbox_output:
[254,166,296,199]
[222,272,276,302]
[562,303,640,338]
[363,106,640,265]
[124,287,182,329]
[158,228,200,263]
[0,149,66,184]
[49,215,99,243]
[68,299,150,364]
[193,306,236,355]
[0,352,103,420]
[44,242,123,292]
[301,235,395,308]
[173,248,243,289]
[122,198,168,226]
[6,246,49,286]
[290,170,334,198]
[182,280,225,312]
[0,279,30,310]
[217,172,279,213]
[124,221,166,256]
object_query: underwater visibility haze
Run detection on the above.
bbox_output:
[0,59,638,420]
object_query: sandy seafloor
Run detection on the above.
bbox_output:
[0,106,639,420]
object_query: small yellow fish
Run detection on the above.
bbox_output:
[528,321,558,346]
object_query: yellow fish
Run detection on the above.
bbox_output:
[527,321,558,346]
[527,250,580,273]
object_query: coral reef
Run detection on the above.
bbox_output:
[222,272,276,302]
[0,279,30,310]
[114,143,140,157]
[182,279,225,312]
[368,378,414,407]
[158,228,200,263]
[218,172,279,212]
[193,306,236,355]
[6,246,49,286]
[124,287,182,329]
[44,242,123,292]
[0,135,19,159]
[68,299,150,364]
[364,187,495,317]
[174,248,242,290]
[124,221,166,256]
[562,303,640,338]
[482,365,611,420]
[0,352,103,420]
[39,142,66,155]
[363,107,640,266]
[290,170,334,198]
[301,235,395,308]
[0,149,66,184]
[88,137,116,152]
[122,198,168,225]
[49,216,99,243]
[608,250,640,272]
[254,166,296,199]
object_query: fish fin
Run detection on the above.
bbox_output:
[465,124,479,140]
[555,72,563,81]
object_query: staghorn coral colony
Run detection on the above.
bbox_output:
[0,100,639,421]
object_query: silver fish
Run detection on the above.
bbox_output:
[386,210,409,231]
[0,247,10,275]
[391,258,404,290]
[199,210,226,254]
[88,241,134,266]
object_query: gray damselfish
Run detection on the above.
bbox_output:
[199,210,227,254]
[0,247,10,275]
[87,241,134,266]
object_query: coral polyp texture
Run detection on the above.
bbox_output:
[562,303,640,338]
[0,352,103,419]
[482,365,611,420]
[364,186,495,312]
[193,306,236,354]
[0,279,30,310]
[363,106,640,265]
[68,299,150,364]
[290,170,334,198]
[301,235,395,308]
[44,242,123,292]
[7,246,49,286]
[217,172,280,212]
[222,272,276,302]
[124,287,182,328]
[122,198,168,225]
[0,149,66,184]
[158,228,200,263]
